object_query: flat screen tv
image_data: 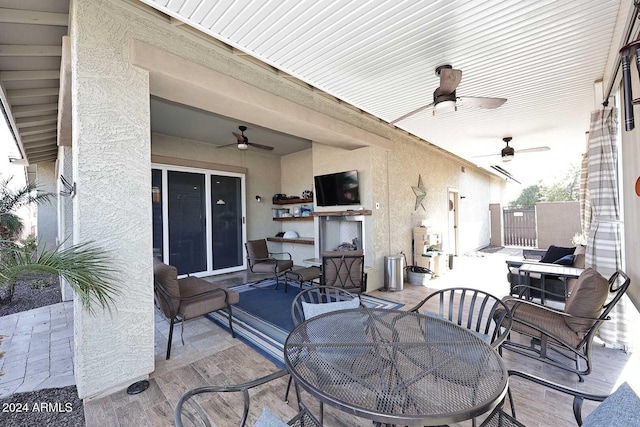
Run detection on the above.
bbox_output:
[314,170,360,207]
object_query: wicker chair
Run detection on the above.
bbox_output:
[153,258,239,360]
[174,369,321,427]
[480,370,639,426]
[409,287,513,349]
[245,239,293,287]
[500,269,630,381]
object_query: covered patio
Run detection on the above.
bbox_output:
[1,0,640,425]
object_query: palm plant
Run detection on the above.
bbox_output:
[0,176,52,241]
[0,176,119,312]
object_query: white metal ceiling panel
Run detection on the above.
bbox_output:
[139,0,625,183]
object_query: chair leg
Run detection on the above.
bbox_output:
[226,305,236,338]
[284,375,293,403]
[166,318,175,360]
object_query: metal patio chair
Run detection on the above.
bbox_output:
[500,268,630,381]
[174,369,321,427]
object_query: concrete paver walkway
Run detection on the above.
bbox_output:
[0,301,74,398]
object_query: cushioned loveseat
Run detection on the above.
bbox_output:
[506,245,586,301]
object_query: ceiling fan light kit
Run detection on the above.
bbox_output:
[218,125,275,151]
[501,137,515,162]
[390,64,506,123]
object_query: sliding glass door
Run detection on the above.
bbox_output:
[152,165,246,276]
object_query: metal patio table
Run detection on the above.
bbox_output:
[284,307,508,426]
[518,263,584,304]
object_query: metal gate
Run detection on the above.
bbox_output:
[503,208,536,247]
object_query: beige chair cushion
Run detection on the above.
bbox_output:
[249,259,293,274]
[501,299,584,347]
[563,268,609,333]
[153,258,180,316]
[178,276,240,319]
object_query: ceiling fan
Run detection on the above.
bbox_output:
[390,65,507,124]
[217,126,274,151]
[472,137,550,162]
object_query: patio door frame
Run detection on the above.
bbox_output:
[152,162,247,277]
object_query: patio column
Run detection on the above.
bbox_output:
[36,161,58,252]
[70,0,154,398]
[56,146,74,301]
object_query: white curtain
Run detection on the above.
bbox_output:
[584,107,630,349]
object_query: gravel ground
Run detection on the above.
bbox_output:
[0,273,61,317]
[0,274,85,426]
[0,386,84,427]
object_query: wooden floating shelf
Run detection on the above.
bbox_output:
[267,237,314,245]
[272,197,313,205]
[273,216,314,221]
[311,210,372,217]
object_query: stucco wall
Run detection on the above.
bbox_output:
[535,201,581,249]
[71,0,154,399]
[279,149,315,265]
[36,162,58,251]
[57,146,74,301]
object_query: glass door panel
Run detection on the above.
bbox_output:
[168,171,206,275]
[151,169,163,259]
[211,175,243,269]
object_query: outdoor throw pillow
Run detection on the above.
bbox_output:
[541,245,576,264]
[582,383,640,427]
[253,408,289,427]
[553,254,575,266]
[563,268,609,333]
[301,298,360,320]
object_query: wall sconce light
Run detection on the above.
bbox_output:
[460,195,466,199]
[256,195,262,202]
[59,175,76,198]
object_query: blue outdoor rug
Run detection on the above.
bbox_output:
[206,279,404,367]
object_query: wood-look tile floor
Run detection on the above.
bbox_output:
[84,251,640,427]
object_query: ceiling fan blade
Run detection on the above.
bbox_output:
[457,96,507,109]
[232,132,246,143]
[216,143,239,149]
[515,146,550,154]
[247,141,274,151]
[439,68,462,94]
[471,153,501,159]
[390,102,435,124]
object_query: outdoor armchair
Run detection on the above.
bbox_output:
[320,250,367,292]
[174,369,321,427]
[153,257,239,360]
[499,268,630,381]
[479,370,640,426]
[245,239,293,287]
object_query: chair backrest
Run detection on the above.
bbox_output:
[418,287,513,348]
[581,269,631,344]
[174,369,321,427]
[245,239,269,268]
[153,257,181,318]
[291,285,361,326]
[321,250,365,291]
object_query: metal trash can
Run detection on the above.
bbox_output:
[384,255,404,292]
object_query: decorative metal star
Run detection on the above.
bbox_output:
[412,175,427,211]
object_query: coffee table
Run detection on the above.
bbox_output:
[284,307,508,426]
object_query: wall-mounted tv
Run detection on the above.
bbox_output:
[314,170,360,207]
